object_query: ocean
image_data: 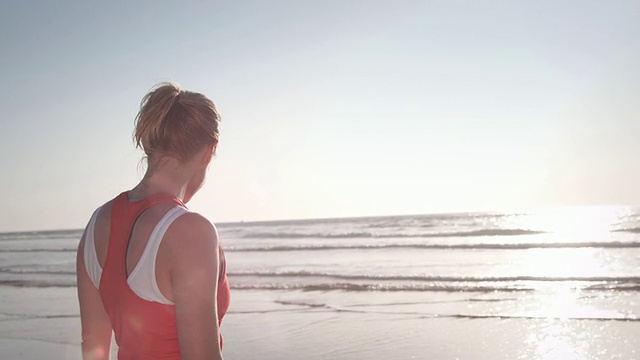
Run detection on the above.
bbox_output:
[2,206,640,359]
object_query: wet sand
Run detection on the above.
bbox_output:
[2,286,640,359]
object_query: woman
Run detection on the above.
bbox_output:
[76,82,230,360]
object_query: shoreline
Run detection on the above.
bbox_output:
[2,286,640,359]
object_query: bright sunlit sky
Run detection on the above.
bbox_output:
[1,1,639,231]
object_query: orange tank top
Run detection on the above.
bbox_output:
[98,192,231,359]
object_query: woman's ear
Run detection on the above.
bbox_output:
[202,143,217,165]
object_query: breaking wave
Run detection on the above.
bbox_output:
[225,241,640,252]
[242,229,544,239]
[228,270,640,284]
[3,241,640,254]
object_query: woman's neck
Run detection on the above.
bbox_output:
[129,158,193,201]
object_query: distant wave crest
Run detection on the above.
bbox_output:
[0,279,531,292]
[0,248,75,253]
[228,270,640,284]
[0,266,74,275]
[0,230,82,241]
[614,227,640,234]
[225,241,640,252]
[0,279,76,288]
[242,229,544,239]
[229,282,640,294]
[2,240,640,256]
[228,282,531,293]
[3,240,640,254]
[3,273,640,293]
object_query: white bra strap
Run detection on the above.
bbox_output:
[83,206,103,288]
[127,206,188,304]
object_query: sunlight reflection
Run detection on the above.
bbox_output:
[507,207,633,359]
[533,287,620,319]
[504,206,624,240]
[518,248,605,278]
[525,320,588,360]
[522,290,591,359]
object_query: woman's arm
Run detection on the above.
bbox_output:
[168,213,223,360]
[76,232,112,360]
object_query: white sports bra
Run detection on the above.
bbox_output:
[83,205,189,305]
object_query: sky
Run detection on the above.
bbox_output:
[0,0,639,232]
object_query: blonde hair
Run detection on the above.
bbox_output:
[133,82,220,162]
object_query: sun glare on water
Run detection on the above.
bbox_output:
[506,206,627,240]
[504,206,634,359]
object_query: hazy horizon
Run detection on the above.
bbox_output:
[1,1,639,232]
[2,203,637,234]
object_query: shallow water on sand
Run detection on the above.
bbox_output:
[2,287,639,359]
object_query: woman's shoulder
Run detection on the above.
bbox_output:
[162,210,220,275]
[165,210,219,246]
